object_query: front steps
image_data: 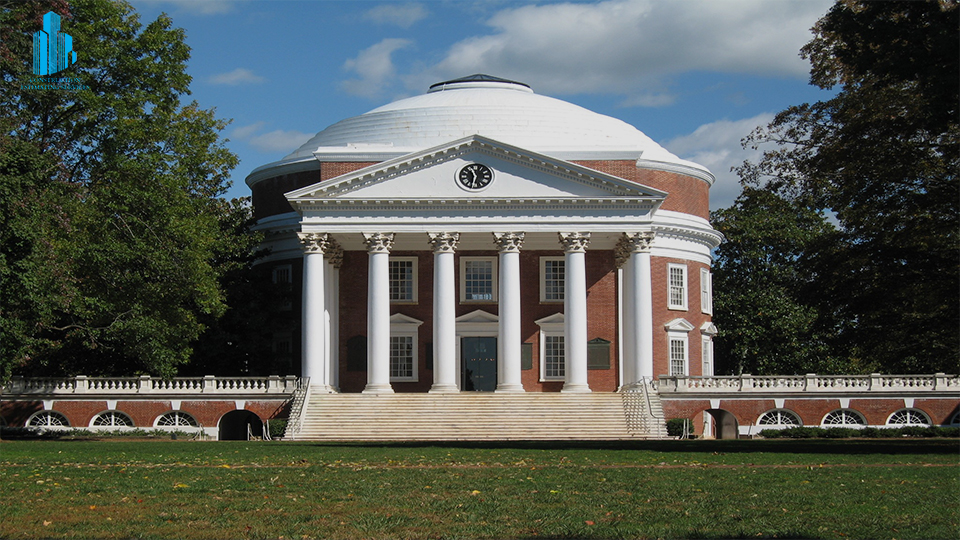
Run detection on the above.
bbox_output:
[286,390,667,441]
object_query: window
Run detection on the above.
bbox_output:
[390,335,416,381]
[389,313,422,382]
[157,411,199,429]
[389,257,417,303]
[461,257,497,302]
[669,337,687,375]
[700,268,712,314]
[887,409,931,426]
[540,257,565,302]
[92,411,134,428]
[668,264,687,310]
[822,409,866,426]
[27,411,69,428]
[544,335,565,380]
[758,409,801,426]
[272,264,292,284]
[701,336,714,376]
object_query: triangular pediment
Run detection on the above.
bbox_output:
[285,135,667,209]
[455,309,499,324]
[664,318,696,332]
[534,313,565,326]
[390,313,424,327]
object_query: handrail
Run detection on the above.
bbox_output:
[658,373,958,394]
[284,378,311,439]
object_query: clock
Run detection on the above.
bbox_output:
[457,163,494,190]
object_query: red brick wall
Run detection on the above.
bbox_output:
[251,163,378,220]
[573,161,711,219]
[115,401,172,428]
[916,399,960,425]
[651,257,712,378]
[1,401,42,426]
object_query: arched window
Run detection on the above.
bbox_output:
[91,411,134,428]
[757,409,802,426]
[26,411,70,428]
[886,409,931,426]
[950,411,960,426]
[822,409,866,426]
[156,411,198,429]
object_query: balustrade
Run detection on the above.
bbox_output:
[658,373,957,394]
[2,375,300,397]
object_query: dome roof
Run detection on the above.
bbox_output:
[248,75,711,184]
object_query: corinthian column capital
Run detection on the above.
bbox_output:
[615,231,655,266]
[298,232,328,254]
[558,232,591,253]
[427,232,460,253]
[493,232,525,253]
[362,233,395,254]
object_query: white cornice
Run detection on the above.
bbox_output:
[636,158,716,186]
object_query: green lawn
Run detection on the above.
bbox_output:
[0,439,957,539]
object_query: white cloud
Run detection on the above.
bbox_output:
[209,68,266,86]
[412,0,831,97]
[342,38,413,98]
[230,122,312,153]
[663,113,775,210]
[363,3,428,28]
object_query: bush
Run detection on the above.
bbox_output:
[666,418,692,437]
[823,427,858,438]
[267,418,288,439]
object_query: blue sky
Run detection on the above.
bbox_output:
[128,0,836,210]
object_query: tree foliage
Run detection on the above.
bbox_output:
[720,0,959,374]
[0,0,242,379]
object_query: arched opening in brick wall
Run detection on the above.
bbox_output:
[218,410,263,441]
[706,409,739,440]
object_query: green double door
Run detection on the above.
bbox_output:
[461,337,497,392]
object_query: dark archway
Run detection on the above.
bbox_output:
[218,410,263,441]
[706,409,739,440]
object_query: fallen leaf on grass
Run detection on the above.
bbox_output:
[585,521,595,526]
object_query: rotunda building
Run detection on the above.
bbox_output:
[247,74,722,394]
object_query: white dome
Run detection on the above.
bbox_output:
[250,75,711,183]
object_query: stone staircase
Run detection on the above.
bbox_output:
[285,389,667,441]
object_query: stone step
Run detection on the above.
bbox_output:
[287,390,667,441]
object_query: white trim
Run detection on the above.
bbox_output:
[700,267,712,315]
[389,256,419,304]
[701,335,714,377]
[667,263,688,311]
[535,313,566,382]
[389,313,423,383]
[460,256,498,303]
[539,256,565,303]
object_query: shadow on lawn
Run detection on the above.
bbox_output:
[299,438,959,456]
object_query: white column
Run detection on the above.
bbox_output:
[327,240,343,392]
[362,232,395,394]
[494,232,525,393]
[619,254,636,389]
[298,232,328,389]
[428,232,459,393]
[559,232,591,393]
[620,232,655,386]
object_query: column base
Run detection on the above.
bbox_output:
[429,384,459,394]
[561,383,592,393]
[495,384,525,393]
[362,384,394,394]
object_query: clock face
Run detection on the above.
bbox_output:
[457,163,494,190]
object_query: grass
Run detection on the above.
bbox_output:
[0,438,957,539]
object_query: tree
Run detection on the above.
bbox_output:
[712,188,847,375]
[0,0,240,379]
[730,0,959,373]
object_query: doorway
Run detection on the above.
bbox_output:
[461,337,497,391]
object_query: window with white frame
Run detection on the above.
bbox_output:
[389,257,417,303]
[669,337,687,375]
[543,335,565,380]
[700,268,712,314]
[668,264,688,310]
[92,411,134,428]
[27,411,69,428]
[389,335,416,381]
[822,409,866,426]
[701,336,714,376]
[887,409,931,426]
[461,257,497,302]
[540,257,565,302]
[389,313,422,382]
[758,409,802,426]
[157,411,199,428]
